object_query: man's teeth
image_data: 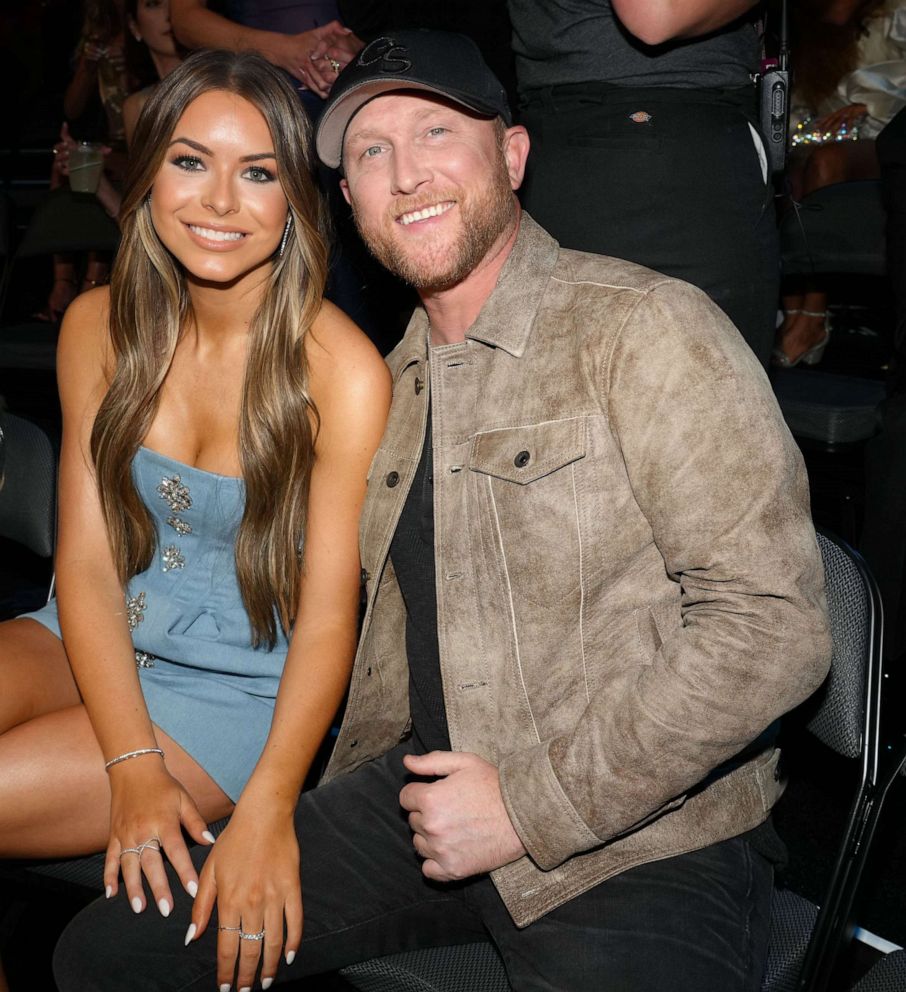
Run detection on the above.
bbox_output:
[399,202,453,226]
[189,225,244,242]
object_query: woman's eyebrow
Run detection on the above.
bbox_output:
[168,136,211,154]
[167,139,275,163]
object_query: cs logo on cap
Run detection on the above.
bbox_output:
[357,36,412,74]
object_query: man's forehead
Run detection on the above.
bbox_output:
[344,91,492,143]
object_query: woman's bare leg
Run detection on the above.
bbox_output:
[0,618,233,857]
[0,620,81,734]
[775,140,881,364]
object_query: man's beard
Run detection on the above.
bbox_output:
[351,153,516,293]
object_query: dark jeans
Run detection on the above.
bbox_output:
[54,743,773,992]
[519,84,780,368]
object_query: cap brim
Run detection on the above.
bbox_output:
[316,79,501,169]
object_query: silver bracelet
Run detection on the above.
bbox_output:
[104,747,164,771]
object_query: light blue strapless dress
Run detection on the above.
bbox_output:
[25,446,291,802]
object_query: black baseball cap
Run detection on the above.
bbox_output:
[315,29,512,169]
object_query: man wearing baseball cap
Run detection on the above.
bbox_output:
[55,30,830,992]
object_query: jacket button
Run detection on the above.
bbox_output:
[514,450,531,468]
[415,376,424,395]
[386,471,400,488]
[360,567,368,585]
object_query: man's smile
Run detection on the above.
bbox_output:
[397,201,455,226]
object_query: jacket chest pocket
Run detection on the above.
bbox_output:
[468,418,587,606]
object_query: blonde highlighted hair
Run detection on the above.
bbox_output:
[91,50,329,648]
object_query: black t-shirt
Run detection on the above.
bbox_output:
[388,418,451,753]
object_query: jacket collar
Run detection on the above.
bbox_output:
[393,212,560,368]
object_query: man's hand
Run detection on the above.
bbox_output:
[399,751,527,881]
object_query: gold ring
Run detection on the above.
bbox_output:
[328,58,341,73]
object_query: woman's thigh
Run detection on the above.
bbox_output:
[0,702,233,858]
[0,618,81,731]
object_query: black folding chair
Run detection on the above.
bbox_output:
[340,531,886,992]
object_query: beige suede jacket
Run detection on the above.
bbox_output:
[322,214,832,928]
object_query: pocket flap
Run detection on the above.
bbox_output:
[469,418,586,484]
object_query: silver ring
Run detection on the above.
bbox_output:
[119,837,161,860]
[328,58,341,73]
[239,929,266,941]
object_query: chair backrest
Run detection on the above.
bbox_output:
[791,531,885,992]
[0,412,57,559]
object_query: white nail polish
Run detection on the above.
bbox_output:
[202,830,216,844]
[219,985,231,992]
[262,979,273,990]
[131,896,143,914]
[187,879,198,898]
[158,898,171,917]
[184,923,196,946]
[239,987,251,992]
[105,884,112,899]
[285,949,296,965]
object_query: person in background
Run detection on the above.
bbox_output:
[170,0,363,106]
[52,0,185,223]
[508,0,779,368]
[773,0,905,366]
[54,31,829,992]
[0,49,388,992]
[41,0,129,321]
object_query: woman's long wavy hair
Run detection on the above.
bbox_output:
[91,49,329,648]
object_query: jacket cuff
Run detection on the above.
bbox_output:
[498,741,600,870]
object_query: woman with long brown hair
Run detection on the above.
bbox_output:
[0,48,389,987]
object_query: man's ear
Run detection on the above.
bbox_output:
[339,177,352,206]
[502,126,530,191]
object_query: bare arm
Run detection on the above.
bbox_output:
[55,291,210,906]
[189,303,392,990]
[611,0,759,46]
[63,48,101,121]
[170,0,361,92]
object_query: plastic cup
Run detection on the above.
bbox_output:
[69,141,104,194]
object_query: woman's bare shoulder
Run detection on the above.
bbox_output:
[57,287,114,394]
[305,300,391,404]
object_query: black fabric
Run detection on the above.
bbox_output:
[508,0,759,92]
[54,743,775,992]
[389,418,450,753]
[861,108,906,657]
[518,85,779,367]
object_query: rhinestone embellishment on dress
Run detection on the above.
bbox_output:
[135,651,156,669]
[166,515,192,536]
[161,544,185,572]
[125,591,147,631]
[157,475,191,513]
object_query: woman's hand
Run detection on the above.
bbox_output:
[104,758,214,916]
[277,20,363,96]
[813,102,868,136]
[189,801,302,991]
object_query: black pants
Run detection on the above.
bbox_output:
[54,743,773,992]
[519,84,779,368]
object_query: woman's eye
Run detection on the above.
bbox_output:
[172,154,203,171]
[244,165,276,183]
